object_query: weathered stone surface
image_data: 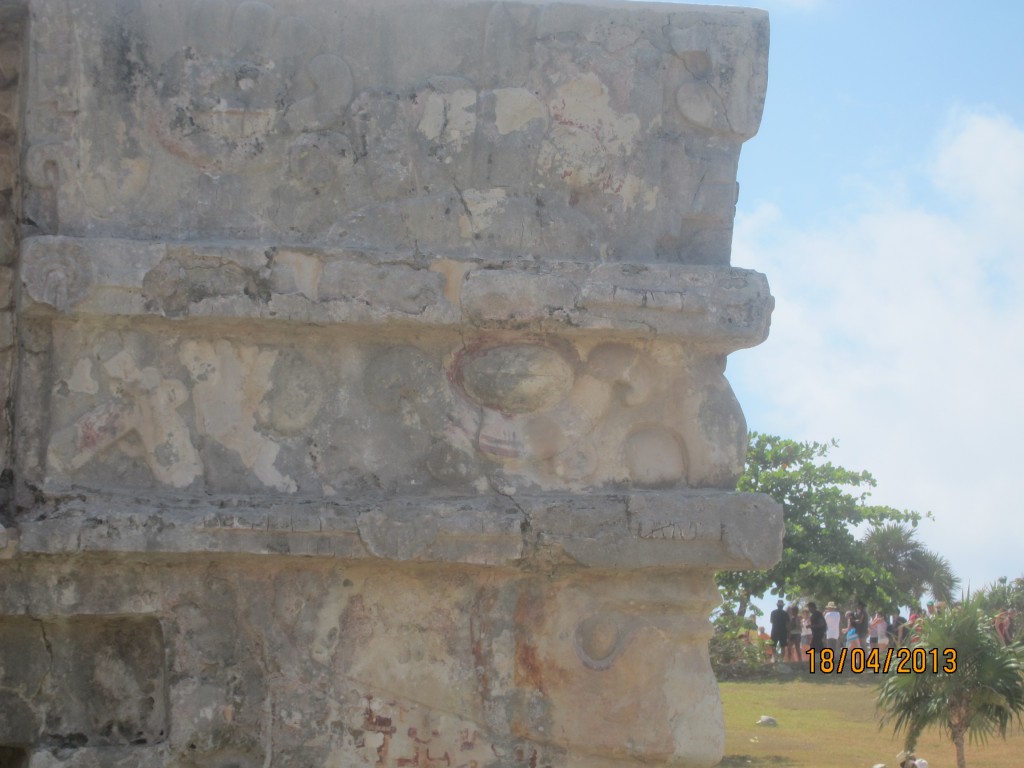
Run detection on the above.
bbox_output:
[18,237,775,345]
[25,746,170,768]
[0,1,781,766]
[0,615,167,748]
[13,489,782,570]
[2,556,726,767]
[0,4,20,502]
[28,322,751,498]
[21,0,767,265]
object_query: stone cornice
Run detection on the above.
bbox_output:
[21,235,774,350]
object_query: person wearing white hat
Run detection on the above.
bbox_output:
[824,601,841,652]
[897,750,928,768]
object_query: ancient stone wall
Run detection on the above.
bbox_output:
[0,2,782,766]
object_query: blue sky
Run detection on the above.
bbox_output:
[700,0,1024,599]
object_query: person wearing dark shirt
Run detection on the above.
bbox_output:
[807,601,826,653]
[769,599,789,661]
[852,600,869,650]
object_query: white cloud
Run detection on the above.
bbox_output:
[932,108,1024,229]
[730,108,1024,591]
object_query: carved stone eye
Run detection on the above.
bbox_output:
[458,345,574,413]
[574,614,625,670]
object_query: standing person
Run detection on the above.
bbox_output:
[824,601,841,652]
[995,609,1013,645]
[843,618,860,651]
[800,607,812,657]
[869,610,888,653]
[904,607,924,645]
[807,601,826,654]
[786,604,802,662]
[852,600,869,650]
[900,608,920,646]
[891,611,906,646]
[769,599,789,662]
[839,610,856,647]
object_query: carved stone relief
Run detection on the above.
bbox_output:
[20,0,767,264]
[0,557,726,768]
[40,325,746,497]
[1,2,781,766]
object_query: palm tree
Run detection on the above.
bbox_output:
[862,523,959,606]
[877,597,1024,768]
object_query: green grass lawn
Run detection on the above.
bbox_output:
[720,670,1024,767]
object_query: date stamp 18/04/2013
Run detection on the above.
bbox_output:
[807,647,957,675]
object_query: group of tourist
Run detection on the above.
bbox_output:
[894,749,929,768]
[764,599,941,662]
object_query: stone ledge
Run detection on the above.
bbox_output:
[20,236,774,349]
[23,746,172,768]
[14,489,782,570]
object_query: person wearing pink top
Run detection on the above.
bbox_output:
[869,610,889,651]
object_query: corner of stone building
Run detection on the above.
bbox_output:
[0,2,781,766]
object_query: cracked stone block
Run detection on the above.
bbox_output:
[0,616,168,749]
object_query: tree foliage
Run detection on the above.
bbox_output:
[720,433,925,613]
[708,610,771,680]
[878,597,1024,768]
[862,523,960,607]
[974,576,1024,644]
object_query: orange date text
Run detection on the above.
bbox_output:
[806,647,957,674]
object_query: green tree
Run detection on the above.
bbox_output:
[719,433,920,615]
[708,609,770,680]
[878,597,1024,768]
[862,523,960,607]
[978,576,1024,610]
[974,576,1024,644]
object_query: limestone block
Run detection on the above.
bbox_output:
[21,0,767,265]
[0,556,733,768]
[1,2,782,767]
[13,489,782,571]
[26,746,172,768]
[18,237,775,346]
[0,615,167,748]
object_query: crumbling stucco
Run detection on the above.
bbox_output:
[0,1,781,766]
